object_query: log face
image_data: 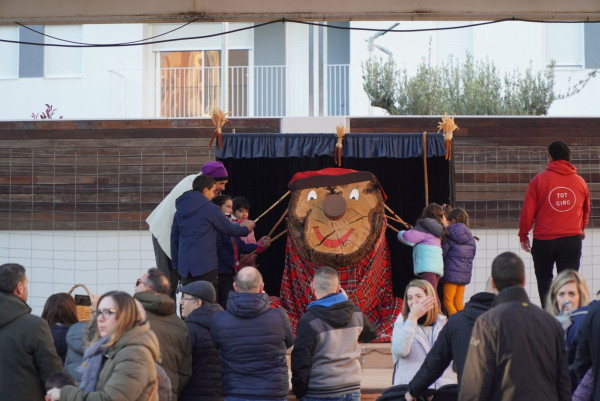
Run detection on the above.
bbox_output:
[287,179,385,267]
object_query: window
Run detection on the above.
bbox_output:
[545,24,583,68]
[159,50,249,118]
[584,24,600,69]
[0,25,82,79]
[45,25,83,77]
[0,26,18,79]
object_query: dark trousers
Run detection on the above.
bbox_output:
[181,270,219,301]
[218,274,235,309]
[152,235,180,301]
[531,235,582,308]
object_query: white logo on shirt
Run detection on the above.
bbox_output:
[548,187,576,212]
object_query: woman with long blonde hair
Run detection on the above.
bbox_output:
[391,279,456,388]
[47,291,160,401]
[545,270,595,366]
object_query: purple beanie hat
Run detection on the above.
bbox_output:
[202,161,228,180]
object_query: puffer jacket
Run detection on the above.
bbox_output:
[180,303,224,401]
[64,322,86,382]
[391,313,457,388]
[441,223,476,285]
[60,323,160,401]
[0,291,63,401]
[134,291,192,401]
[211,291,294,400]
[398,218,445,276]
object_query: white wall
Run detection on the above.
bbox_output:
[0,24,146,120]
[2,228,598,316]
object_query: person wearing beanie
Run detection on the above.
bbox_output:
[146,161,230,300]
[178,281,224,401]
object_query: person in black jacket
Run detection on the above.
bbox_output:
[291,266,376,400]
[405,280,496,400]
[211,266,294,401]
[178,280,224,401]
[0,263,63,401]
[459,252,571,401]
[572,300,600,400]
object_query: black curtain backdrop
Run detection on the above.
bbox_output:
[219,155,450,298]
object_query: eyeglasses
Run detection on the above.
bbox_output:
[93,308,117,320]
[181,297,197,302]
[136,279,148,287]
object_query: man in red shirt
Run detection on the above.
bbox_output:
[519,141,590,308]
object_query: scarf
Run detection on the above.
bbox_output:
[77,336,110,391]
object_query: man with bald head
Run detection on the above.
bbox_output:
[211,267,294,401]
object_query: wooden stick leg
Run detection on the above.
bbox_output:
[255,190,291,223]
[267,209,288,238]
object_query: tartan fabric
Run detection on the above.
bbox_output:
[271,224,402,342]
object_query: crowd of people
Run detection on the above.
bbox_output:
[1,140,598,401]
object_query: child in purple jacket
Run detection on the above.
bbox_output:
[397,203,447,303]
[441,208,477,315]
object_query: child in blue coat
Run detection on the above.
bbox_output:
[397,203,447,304]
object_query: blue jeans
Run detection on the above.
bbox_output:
[302,392,361,401]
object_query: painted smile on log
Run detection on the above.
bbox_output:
[313,226,355,248]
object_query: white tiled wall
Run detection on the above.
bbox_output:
[1,229,599,316]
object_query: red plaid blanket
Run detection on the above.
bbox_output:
[271,224,402,342]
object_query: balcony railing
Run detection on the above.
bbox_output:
[109,65,351,118]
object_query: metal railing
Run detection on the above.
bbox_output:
[119,64,351,118]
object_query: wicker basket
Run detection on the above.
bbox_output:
[68,283,93,322]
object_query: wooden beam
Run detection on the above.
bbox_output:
[1,0,599,25]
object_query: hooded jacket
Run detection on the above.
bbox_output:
[398,218,445,276]
[211,292,294,400]
[134,291,192,401]
[291,292,377,399]
[171,190,249,278]
[0,291,63,401]
[519,160,590,242]
[180,303,224,401]
[61,323,160,401]
[407,292,495,397]
[442,223,476,285]
[459,286,571,401]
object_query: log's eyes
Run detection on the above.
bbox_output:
[349,189,359,200]
[307,190,317,201]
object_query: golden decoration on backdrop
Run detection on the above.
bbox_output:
[209,108,231,150]
[437,114,459,160]
[334,125,347,166]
